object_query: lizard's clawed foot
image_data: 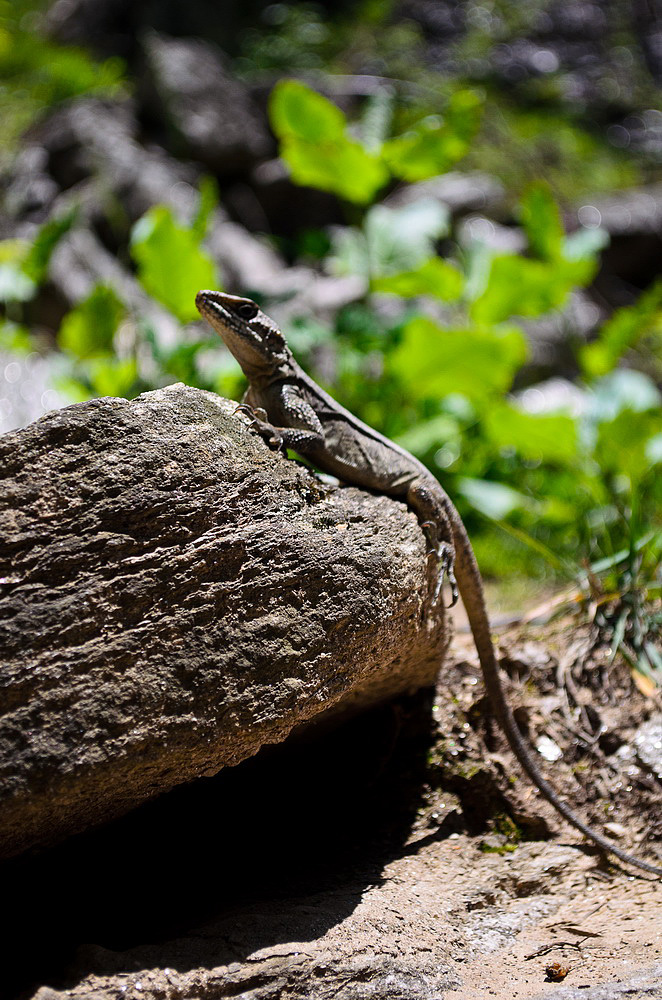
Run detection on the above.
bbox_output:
[234,404,283,451]
[422,521,458,608]
[437,543,459,608]
[234,403,267,422]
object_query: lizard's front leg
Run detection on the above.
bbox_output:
[237,386,326,453]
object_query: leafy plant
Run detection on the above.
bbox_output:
[597,539,662,694]
[130,205,220,324]
[269,79,482,205]
[0,209,77,305]
[580,281,662,379]
[263,83,659,588]
[328,199,451,282]
[0,186,227,402]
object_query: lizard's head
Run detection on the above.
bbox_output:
[196,290,290,376]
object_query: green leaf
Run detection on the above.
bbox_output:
[462,240,494,302]
[269,79,388,204]
[389,317,527,404]
[87,356,139,398]
[58,285,126,359]
[160,339,210,383]
[491,518,565,570]
[22,209,77,283]
[394,413,460,454]
[281,134,388,204]
[0,239,29,263]
[587,370,662,423]
[563,226,609,261]
[192,176,220,241]
[0,239,36,302]
[130,205,219,322]
[580,280,662,378]
[444,89,484,144]
[0,319,32,353]
[270,79,347,143]
[365,200,449,276]
[326,227,369,280]
[372,257,463,300]
[484,402,578,463]
[358,89,393,152]
[471,254,596,324]
[329,200,449,280]
[384,90,482,181]
[519,181,563,261]
[594,408,662,485]
[54,375,94,404]
[590,532,658,574]
[0,263,36,302]
[646,433,662,465]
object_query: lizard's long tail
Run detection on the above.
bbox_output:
[449,506,662,877]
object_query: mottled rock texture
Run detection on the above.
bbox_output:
[0,384,449,859]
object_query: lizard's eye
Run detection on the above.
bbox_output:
[236,301,259,321]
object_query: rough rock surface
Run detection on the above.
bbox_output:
[0,384,449,860]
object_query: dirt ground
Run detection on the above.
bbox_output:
[441,837,662,998]
[440,601,662,998]
[25,824,662,1000]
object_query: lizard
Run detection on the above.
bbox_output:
[196,288,662,877]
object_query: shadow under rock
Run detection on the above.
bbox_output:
[5,689,441,999]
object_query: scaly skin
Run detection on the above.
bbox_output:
[196,288,661,877]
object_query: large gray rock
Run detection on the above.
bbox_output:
[0,384,449,859]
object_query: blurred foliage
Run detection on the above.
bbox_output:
[587,528,662,690]
[0,0,126,163]
[580,281,662,380]
[238,0,653,203]
[264,79,660,606]
[270,80,389,203]
[130,205,219,323]
[329,199,451,279]
[270,80,482,203]
[382,91,483,182]
[466,102,642,204]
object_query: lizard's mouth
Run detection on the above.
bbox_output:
[196,290,264,332]
[195,290,248,341]
[195,289,230,321]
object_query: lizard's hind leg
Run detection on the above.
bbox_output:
[406,479,458,607]
[422,522,458,607]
